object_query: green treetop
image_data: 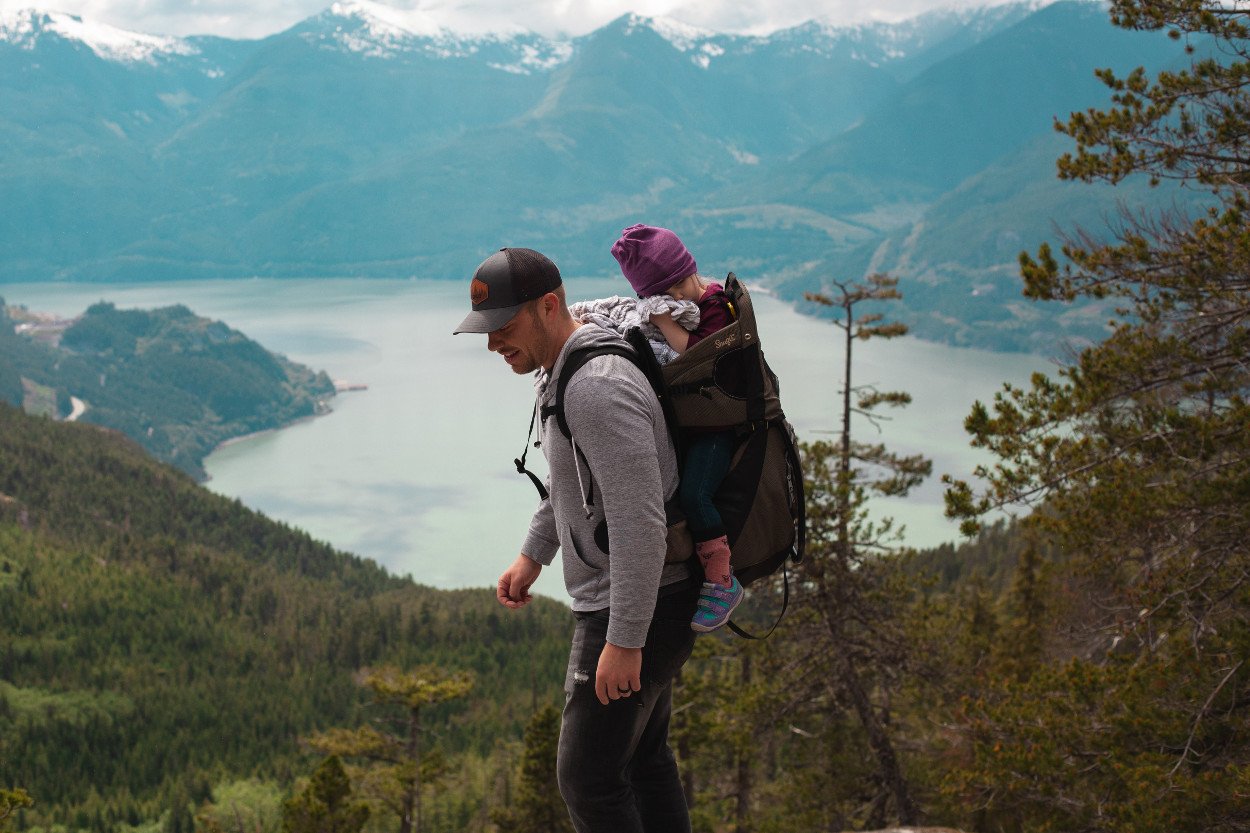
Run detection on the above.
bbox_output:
[946,0,1250,652]
[490,705,572,833]
[281,757,369,833]
[0,788,32,833]
[308,664,474,833]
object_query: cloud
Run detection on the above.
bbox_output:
[1,0,328,37]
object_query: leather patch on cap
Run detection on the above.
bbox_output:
[470,277,489,306]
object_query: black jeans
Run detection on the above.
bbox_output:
[557,585,699,833]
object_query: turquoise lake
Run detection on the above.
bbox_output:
[0,277,1049,601]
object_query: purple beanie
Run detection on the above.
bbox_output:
[610,224,697,297]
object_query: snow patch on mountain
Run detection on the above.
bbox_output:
[315,1,471,58]
[0,8,197,63]
[330,0,448,39]
[620,14,734,69]
[488,40,573,74]
[642,15,716,51]
[765,0,1055,63]
[309,0,570,71]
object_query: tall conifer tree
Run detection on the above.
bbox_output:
[943,1,1250,828]
[770,276,932,826]
[308,665,473,833]
[281,757,369,833]
[490,705,572,833]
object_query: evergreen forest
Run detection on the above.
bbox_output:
[0,404,571,833]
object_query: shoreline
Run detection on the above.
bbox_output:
[210,384,369,454]
[208,398,335,455]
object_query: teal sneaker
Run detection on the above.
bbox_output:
[691,576,743,633]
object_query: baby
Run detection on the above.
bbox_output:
[611,224,743,632]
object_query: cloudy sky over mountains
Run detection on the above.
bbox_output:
[0,0,1048,39]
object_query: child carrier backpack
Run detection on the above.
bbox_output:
[515,274,806,635]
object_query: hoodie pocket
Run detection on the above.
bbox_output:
[567,523,608,572]
[563,523,607,600]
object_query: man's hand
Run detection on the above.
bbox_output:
[497,554,541,609]
[596,642,642,705]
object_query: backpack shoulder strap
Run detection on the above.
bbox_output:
[516,336,684,503]
[541,344,639,440]
[515,344,635,502]
[537,342,648,512]
[621,328,683,462]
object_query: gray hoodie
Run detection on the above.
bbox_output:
[520,324,686,648]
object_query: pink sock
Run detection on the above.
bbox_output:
[695,535,733,586]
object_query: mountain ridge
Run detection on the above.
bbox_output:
[0,8,198,63]
[0,1,1074,54]
[0,0,1192,353]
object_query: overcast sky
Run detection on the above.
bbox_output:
[0,0,1045,39]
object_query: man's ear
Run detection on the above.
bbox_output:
[539,292,558,318]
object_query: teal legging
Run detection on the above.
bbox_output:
[679,430,735,543]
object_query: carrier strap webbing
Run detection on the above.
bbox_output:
[727,563,791,640]
[516,346,635,505]
[746,342,766,425]
[514,401,549,502]
[787,423,808,565]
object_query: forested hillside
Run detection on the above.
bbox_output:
[0,404,571,832]
[0,300,335,478]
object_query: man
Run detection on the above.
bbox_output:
[454,246,698,833]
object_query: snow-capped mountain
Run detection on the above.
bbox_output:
[0,8,196,63]
[612,13,733,68]
[291,0,572,72]
[765,0,1047,76]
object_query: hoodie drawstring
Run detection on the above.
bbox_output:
[570,436,593,518]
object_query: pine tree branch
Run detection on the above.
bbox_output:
[1169,659,1245,777]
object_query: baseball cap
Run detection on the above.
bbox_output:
[453,247,563,335]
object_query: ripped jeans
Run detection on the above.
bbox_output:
[557,585,699,833]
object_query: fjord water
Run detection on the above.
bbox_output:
[1,278,1046,599]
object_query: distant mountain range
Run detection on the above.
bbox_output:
[0,0,1201,350]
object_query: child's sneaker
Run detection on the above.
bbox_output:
[691,576,743,632]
